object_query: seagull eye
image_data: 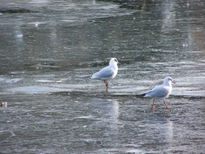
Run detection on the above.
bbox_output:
[114,59,117,62]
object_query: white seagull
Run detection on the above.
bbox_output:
[91,58,119,92]
[143,76,175,110]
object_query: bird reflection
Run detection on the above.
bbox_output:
[166,119,174,143]
[111,100,119,122]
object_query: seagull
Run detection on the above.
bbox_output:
[142,77,175,110]
[91,58,119,93]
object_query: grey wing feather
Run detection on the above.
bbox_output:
[92,66,113,80]
[145,86,168,98]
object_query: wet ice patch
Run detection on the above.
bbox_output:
[36,79,55,83]
[6,85,66,94]
[5,83,93,95]
[0,77,23,83]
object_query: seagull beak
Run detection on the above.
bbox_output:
[172,80,176,84]
[117,61,120,65]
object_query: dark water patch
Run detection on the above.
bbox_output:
[99,0,146,10]
[0,7,37,14]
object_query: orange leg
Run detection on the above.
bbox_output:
[104,80,109,93]
[152,99,155,111]
[163,99,171,109]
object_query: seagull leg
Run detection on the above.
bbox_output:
[152,99,155,111]
[163,99,171,109]
[104,80,109,93]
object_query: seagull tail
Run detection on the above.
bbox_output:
[91,73,97,79]
[136,93,146,97]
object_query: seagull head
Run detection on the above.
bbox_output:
[163,76,176,86]
[109,58,119,66]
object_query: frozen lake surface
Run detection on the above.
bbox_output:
[0,0,205,153]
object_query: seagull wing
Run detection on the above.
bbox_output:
[144,85,169,98]
[91,66,114,80]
